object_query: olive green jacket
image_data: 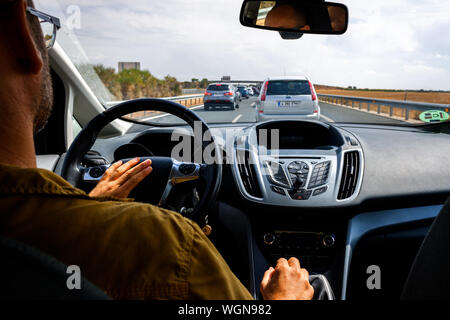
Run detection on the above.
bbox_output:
[0,163,253,300]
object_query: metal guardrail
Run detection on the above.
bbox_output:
[318,94,450,121]
[104,92,449,122]
[104,94,205,119]
[166,94,204,106]
[105,94,204,109]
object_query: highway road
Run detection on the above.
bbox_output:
[128,96,406,128]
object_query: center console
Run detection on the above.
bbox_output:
[229,120,362,293]
[232,120,364,208]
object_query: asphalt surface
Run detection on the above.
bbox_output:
[130,96,406,127]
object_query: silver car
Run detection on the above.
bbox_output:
[256,76,320,122]
[204,83,239,111]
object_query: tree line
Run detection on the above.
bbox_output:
[93,65,209,100]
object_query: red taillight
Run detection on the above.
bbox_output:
[204,92,212,96]
[261,81,269,101]
[309,81,317,101]
[224,92,233,96]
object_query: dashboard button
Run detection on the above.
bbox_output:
[271,186,286,196]
[267,161,290,187]
[308,161,331,189]
[289,189,312,201]
[313,186,328,196]
[89,166,105,178]
[264,233,276,246]
[322,234,336,248]
[292,176,306,189]
[179,163,196,175]
[288,162,301,170]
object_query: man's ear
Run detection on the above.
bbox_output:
[2,0,43,75]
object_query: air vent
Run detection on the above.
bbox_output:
[338,151,361,200]
[236,150,262,198]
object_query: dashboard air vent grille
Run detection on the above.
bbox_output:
[236,150,262,198]
[338,151,360,200]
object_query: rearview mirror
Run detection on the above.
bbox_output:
[240,0,349,35]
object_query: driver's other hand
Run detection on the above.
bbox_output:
[260,257,314,300]
[88,158,152,199]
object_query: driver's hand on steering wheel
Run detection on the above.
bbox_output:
[260,257,314,300]
[88,158,152,199]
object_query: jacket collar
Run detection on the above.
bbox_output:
[0,162,88,197]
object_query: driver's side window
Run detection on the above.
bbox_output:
[72,116,82,138]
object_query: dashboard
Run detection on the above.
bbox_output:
[80,120,449,299]
[87,120,450,212]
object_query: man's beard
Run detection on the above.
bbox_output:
[33,62,53,134]
[27,0,54,134]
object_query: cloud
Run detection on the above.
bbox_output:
[35,0,450,91]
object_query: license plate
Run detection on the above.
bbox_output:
[214,94,222,96]
[278,101,299,107]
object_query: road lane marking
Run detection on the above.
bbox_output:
[141,105,204,121]
[232,114,243,123]
[320,114,335,123]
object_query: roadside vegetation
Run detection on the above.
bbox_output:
[91,65,449,106]
[93,64,208,100]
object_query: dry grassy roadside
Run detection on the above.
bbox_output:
[316,89,450,105]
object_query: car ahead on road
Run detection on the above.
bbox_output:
[204,83,239,111]
[256,76,320,122]
[237,86,250,99]
[248,87,254,96]
[234,86,243,102]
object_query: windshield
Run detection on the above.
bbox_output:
[207,85,231,92]
[35,0,450,126]
[267,81,311,96]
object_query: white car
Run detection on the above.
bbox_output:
[247,87,254,96]
[256,76,321,122]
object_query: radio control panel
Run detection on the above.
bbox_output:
[260,230,338,271]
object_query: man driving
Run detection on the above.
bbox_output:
[0,0,314,300]
[263,2,345,32]
[265,4,311,31]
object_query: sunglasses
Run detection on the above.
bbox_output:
[26,7,61,49]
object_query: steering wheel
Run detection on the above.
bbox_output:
[61,98,222,227]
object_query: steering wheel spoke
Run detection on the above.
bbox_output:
[171,161,202,185]
[159,161,204,207]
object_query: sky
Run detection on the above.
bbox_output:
[35,0,450,91]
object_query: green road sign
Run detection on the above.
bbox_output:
[419,110,449,123]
